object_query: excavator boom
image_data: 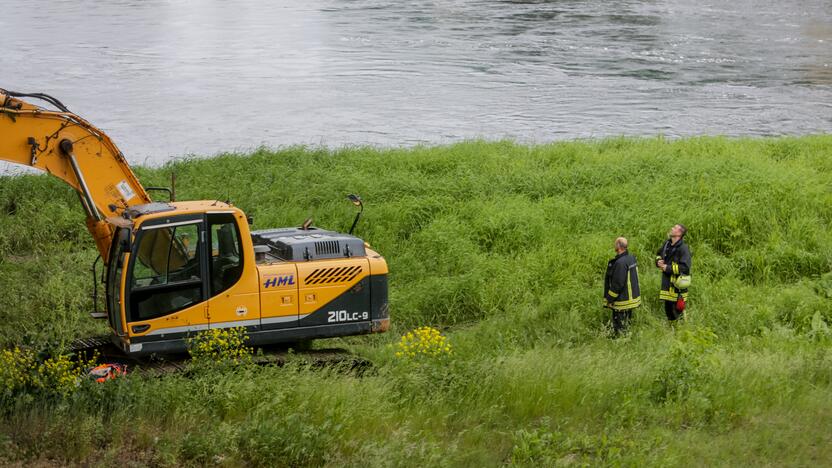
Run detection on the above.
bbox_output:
[0,90,151,259]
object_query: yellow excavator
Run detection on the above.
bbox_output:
[0,89,389,356]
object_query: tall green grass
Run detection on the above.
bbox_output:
[1,137,832,466]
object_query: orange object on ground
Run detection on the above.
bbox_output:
[87,363,127,383]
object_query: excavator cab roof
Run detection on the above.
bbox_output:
[127,200,237,222]
[104,201,238,231]
[124,202,175,218]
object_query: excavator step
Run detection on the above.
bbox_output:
[90,312,107,319]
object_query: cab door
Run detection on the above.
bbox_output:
[204,212,261,328]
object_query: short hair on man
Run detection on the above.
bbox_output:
[615,237,628,250]
[677,224,687,238]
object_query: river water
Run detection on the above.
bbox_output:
[1,0,831,166]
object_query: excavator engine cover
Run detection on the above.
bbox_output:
[252,227,366,261]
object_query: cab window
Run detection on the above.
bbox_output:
[106,227,129,334]
[128,221,204,321]
[208,213,243,296]
[132,224,200,287]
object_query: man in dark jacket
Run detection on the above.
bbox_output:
[656,224,691,322]
[604,237,641,335]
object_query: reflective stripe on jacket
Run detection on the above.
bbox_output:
[656,239,691,301]
[604,251,641,311]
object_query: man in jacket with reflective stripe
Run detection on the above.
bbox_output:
[656,224,691,321]
[604,237,641,335]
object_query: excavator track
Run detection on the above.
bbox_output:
[68,335,372,377]
[69,335,113,354]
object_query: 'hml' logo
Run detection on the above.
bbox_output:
[264,275,295,288]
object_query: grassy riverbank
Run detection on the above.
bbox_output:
[2,136,832,466]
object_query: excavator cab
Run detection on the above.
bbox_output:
[104,207,253,354]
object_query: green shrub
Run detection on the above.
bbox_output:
[652,327,719,404]
[0,347,97,402]
[187,327,252,366]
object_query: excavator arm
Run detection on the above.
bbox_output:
[0,90,152,259]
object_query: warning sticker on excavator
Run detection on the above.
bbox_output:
[116,180,136,201]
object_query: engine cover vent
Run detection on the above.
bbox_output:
[315,240,340,256]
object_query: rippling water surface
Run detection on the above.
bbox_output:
[2,0,831,165]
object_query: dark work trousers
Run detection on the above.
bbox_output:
[612,310,632,335]
[664,300,684,321]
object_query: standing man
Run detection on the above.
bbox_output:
[604,237,641,335]
[656,224,691,322]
